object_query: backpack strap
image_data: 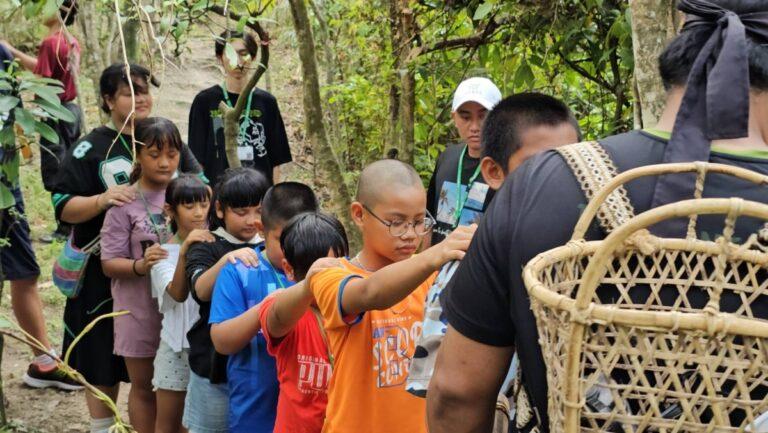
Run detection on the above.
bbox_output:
[556,141,635,234]
[311,307,334,370]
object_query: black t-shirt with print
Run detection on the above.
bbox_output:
[187,85,292,185]
[426,143,495,245]
[443,130,768,432]
[185,233,260,383]
[52,126,203,249]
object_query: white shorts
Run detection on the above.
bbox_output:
[151,340,190,392]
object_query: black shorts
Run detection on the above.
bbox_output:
[62,257,128,387]
[0,187,40,281]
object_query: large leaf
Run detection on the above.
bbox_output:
[1,148,19,185]
[0,184,15,210]
[224,42,238,69]
[13,108,35,134]
[0,126,14,147]
[0,95,19,113]
[34,97,75,123]
[473,2,493,20]
[23,84,63,106]
[34,120,59,144]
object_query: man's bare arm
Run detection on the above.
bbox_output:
[427,325,514,433]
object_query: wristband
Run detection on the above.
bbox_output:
[133,259,146,276]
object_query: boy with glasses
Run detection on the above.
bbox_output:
[308,159,475,433]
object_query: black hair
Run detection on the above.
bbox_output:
[280,212,349,281]
[210,167,271,229]
[60,0,78,26]
[481,92,581,172]
[261,182,319,232]
[214,30,259,59]
[129,117,184,183]
[165,174,211,233]
[99,63,159,114]
[659,0,768,90]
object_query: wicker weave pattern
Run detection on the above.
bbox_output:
[523,163,768,433]
[557,141,635,234]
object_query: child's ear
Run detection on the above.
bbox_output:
[281,259,295,282]
[480,156,505,191]
[350,202,364,228]
[163,203,173,216]
[215,201,224,220]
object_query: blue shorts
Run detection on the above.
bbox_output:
[183,372,229,433]
[0,187,39,281]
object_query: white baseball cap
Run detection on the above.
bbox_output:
[451,77,502,112]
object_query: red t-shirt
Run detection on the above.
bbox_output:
[34,31,80,102]
[259,297,332,433]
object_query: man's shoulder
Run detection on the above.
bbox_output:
[193,85,223,104]
[251,87,278,103]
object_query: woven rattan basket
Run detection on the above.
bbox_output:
[523,162,768,433]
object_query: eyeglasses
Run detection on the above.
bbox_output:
[362,204,435,238]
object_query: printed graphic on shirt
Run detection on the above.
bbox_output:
[212,110,268,162]
[372,317,423,388]
[98,156,132,188]
[434,181,489,239]
[297,354,331,395]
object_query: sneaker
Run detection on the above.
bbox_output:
[23,363,83,391]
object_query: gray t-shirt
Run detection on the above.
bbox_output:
[443,130,768,432]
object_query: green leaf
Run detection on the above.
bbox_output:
[0,95,19,113]
[34,97,75,123]
[0,126,14,147]
[34,120,59,144]
[224,43,238,69]
[0,183,15,209]
[473,2,493,20]
[24,84,63,106]
[514,62,534,88]
[1,148,19,185]
[142,4,156,14]
[13,108,35,134]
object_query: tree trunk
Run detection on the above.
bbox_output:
[385,0,416,164]
[287,0,359,250]
[629,0,678,128]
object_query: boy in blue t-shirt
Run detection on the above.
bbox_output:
[209,182,319,433]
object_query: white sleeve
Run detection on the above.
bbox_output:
[150,244,181,313]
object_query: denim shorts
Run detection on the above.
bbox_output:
[152,341,190,392]
[183,372,229,433]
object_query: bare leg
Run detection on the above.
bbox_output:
[155,389,187,433]
[125,357,157,433]
[10,277,51,356]
[85,384,120,419]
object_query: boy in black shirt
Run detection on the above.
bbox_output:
[428,2,768,432]
[188,31,292,185]
[425,77,501,247]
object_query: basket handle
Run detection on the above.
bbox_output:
[570,162,768,241]
[562,197,768,432]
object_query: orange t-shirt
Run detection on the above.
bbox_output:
[310,259,436,433]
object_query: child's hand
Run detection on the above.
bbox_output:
[97,185,136,210]
[181,229,215,252]
[428,224,477,268]
[144,243,169,269]
[305,257,344,283]
[225,247,260,267]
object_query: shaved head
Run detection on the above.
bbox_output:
[356,159,423,205]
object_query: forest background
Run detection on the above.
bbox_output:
[0,0,678,431]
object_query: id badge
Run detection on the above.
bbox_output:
[237,146,254,161]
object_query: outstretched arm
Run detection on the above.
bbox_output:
[340,225,475,316]
[265,258,342,339]
[427,325,513,433]
[210,299,268,355]
[1,41,37,71]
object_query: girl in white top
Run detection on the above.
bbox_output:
[150,174,214,433]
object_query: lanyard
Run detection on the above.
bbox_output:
[258,249,287,289]
[220,83,254,131]
[453,145,482,224]
[117,134,132,155]
[137,186,169,244]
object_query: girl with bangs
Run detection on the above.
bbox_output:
[150,174,214,433]
[101,117,183,432]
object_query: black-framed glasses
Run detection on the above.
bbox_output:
[362,204,435,237]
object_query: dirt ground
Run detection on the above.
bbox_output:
[0,16,310,432]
